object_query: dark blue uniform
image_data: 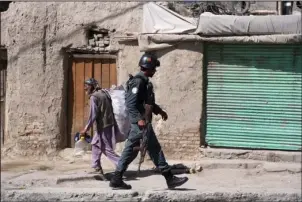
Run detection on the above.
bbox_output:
[116,71,169,173]
[110,53,188,190]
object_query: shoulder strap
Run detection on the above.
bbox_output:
[89,90,112,104]
[126,74,148,91]
[101,89,112,102]
[100,89,116,124]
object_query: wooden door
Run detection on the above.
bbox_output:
[68,56,117,147]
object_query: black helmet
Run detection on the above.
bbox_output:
[138,53,160,69]
[84,78,99,88]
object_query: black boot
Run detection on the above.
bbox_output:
[162,170,188,189]
[109,171,132,190]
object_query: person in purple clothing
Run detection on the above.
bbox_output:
[80,78,125,177]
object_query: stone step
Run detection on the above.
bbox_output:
[200,148,301,163]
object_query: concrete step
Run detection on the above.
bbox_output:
[2,186,301,202]
[199,148,301,163]
[142,158,302,173]
[2,159,301,202]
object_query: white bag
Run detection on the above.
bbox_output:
[73,137,89,157]
[106,85,131,138]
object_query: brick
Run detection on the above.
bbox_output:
[159,140,168,144]
[168,136,178,140]
[97,34,104,38]
[181,127,200,133]
[89,39,96,46]
[98,42,105,47]
[187,145,199,149]
[168,140,178,144]
[183,133,196,137]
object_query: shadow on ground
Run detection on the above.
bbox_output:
[102,164,194,181]
[103,169,156,181]
[168,188,197,191]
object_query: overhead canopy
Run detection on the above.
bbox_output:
[138,34,302,52]
[140,3,302,51]
[194,13,302,36]
[142,2,197,34]
[142,3,302,36]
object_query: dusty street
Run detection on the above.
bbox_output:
[1,151,301,202]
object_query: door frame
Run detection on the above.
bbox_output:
[66,53,118,148]
[201,42,209,147]
[0,48,7,145]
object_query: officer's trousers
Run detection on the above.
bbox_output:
[116,123,170,173]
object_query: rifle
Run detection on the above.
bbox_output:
[133,122,151,174]
[133,87,153,174]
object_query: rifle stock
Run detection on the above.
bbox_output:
[134,123,151,174]
[135,104,153,174]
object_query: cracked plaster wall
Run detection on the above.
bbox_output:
[1,2,203,159]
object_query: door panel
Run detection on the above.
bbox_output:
[101,59,110,89]
[94,59,102,85]
[110,60,117,87]
[74,60,85,146]
[83,59,93,137]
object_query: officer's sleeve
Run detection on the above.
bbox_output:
[145,82,162,115]
[153,103,163,115]
[125,78,144,123]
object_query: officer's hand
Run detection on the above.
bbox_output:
[160,111,168,121]
[138,120,146,128]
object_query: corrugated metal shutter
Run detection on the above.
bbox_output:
[206,44,302,151]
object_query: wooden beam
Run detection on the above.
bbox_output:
[72,54,117,60]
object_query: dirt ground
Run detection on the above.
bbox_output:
[1,150,301,202]
[1,151,301,190]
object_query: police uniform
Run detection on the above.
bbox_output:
[115,71,169,174]
[109,53,188,190]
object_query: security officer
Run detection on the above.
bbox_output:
[109,53,188,189]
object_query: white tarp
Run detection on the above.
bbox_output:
[138,34,302,52]
[142,2,197,34]
[195,13,302,36]
[139,3,302,51]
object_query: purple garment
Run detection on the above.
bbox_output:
[91,125,121,168]
[84,91,126,168]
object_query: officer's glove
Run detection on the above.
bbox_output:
[160,110,168,121]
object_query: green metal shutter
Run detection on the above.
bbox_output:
[206,44,302,151]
